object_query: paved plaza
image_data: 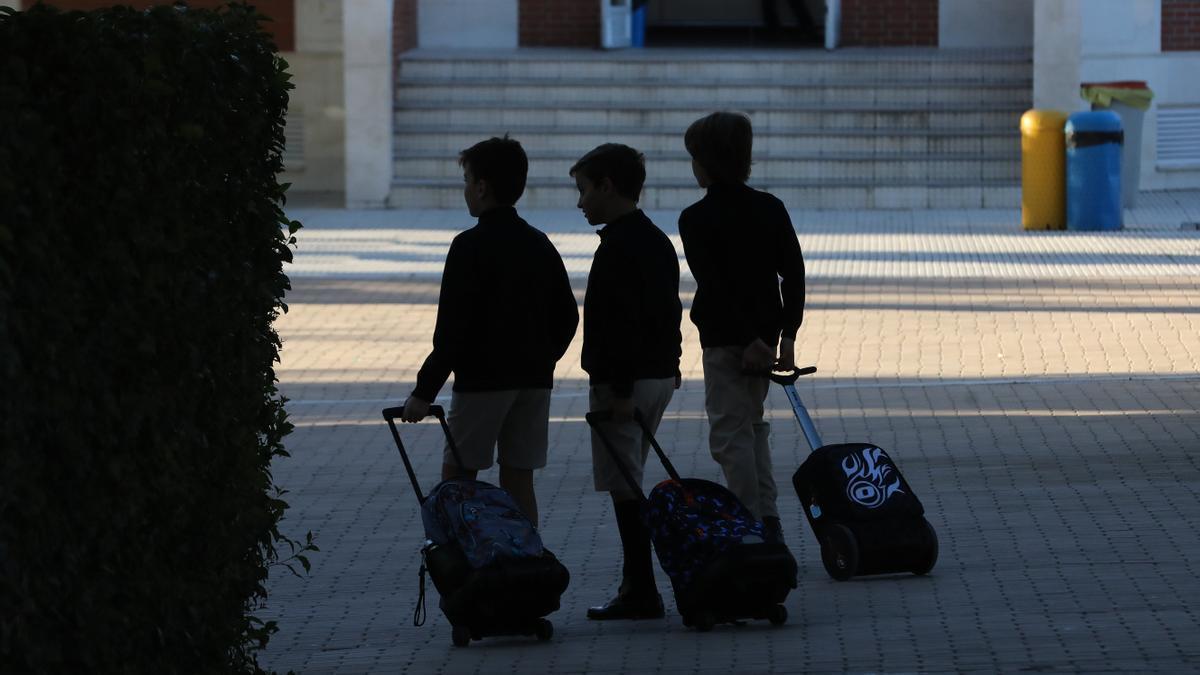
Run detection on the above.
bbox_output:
[260,192,1200,673]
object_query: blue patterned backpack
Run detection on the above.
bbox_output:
[385,405,568,647]
[642,478,765,590]
[420,478,545,568]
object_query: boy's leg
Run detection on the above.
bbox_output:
[622,377,675,592]
[495,388,552,527]
[498,465,536,527]
[753,420,779,519]
[703,346,768,518]
[444,390,517,480]
[753,417,787,542]
[441,465,478,481]
[587,379,674,620]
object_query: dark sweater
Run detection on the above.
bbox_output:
[413,206,578,401]
[678,183,805,349]
[581,209,683,397]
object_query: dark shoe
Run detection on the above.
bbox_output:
[586,591,665,620]
[763,517,786,545]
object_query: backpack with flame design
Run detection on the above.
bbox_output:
[792,442,925,522]
[773,366,938,581]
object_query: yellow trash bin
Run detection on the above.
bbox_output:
[1020,109,1068,230]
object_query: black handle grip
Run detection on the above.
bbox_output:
[768,366,817,386]
[382,404,445,421]
[382,403,460,505]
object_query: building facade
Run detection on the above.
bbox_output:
[6,0,1199,206]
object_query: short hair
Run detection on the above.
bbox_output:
[458,135,528,206]
[568,143,646,202]
[684,111,753,184]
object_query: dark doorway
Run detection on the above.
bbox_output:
[643,0,824,48]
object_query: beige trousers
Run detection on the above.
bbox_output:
[702,346,778,519]
[589,377,676,497]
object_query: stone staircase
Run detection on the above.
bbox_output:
[390,48,1030,209]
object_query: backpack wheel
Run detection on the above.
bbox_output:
[535,619,554,641]
[693,611,716,632]
[911,519,939,576]
[768,605,788,626]
[820,524,859,581]
[451,625,471,647]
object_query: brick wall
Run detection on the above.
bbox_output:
[519,0,599,47]
[393,0,417,54]
[840,0,937,47]
[34,0,294,50]
[1163,0,1200,51]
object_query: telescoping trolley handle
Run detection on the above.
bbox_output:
[382,404,467,504]
[768,366,823,452]
[584,409,682,501]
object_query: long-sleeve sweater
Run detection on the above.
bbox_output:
[412,206,578,402]
[581,209,683,398]
[678,182,805,349]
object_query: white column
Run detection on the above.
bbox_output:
[1077,1,1171,192]
[1033,0,1082,112]
[343,0,393,208]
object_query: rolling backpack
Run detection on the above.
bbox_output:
[771,367,939,581]
[383,404,569,647]
[586,409,797,631]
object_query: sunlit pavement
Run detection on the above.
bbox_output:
[260,191,1200,673]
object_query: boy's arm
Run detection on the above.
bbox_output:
[596,244,642,401]
[678,212,757,347]
[412,237,472,403]
[775,203,806,343]
[548,243,579,362]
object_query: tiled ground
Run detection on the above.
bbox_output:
[259,193,1200,673]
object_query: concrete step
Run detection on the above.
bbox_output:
[393,126,1018,155]
[395,79,1030,107]
[393,152,1019,182]
[394,104,1026,132]
[388,180,1020,210]
[396,51,1032,83]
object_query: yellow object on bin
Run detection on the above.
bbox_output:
[1080,81,1154,111]
[1020,109,1068,230]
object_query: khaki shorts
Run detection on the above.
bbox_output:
[444,388,552,471]
[589,378,676,493]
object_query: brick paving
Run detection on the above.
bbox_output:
[260,193,1200,673]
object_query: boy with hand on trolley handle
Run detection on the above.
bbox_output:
[400,136,578,529]
[678,111,806,544]
[571,143,684,621]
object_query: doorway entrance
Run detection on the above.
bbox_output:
[643,0,825,47]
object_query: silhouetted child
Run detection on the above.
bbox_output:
[679,112,805,544]
[572,143,683,620]
[401,136,578,528]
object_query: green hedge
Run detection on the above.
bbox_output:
[0,3,305,672]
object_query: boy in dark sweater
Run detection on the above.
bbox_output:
[401,137,578,528]
[573,144,683,620]
[678,112,805,544]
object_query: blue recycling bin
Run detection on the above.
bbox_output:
[632,3,646,47]
[1065,110,1124,231]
